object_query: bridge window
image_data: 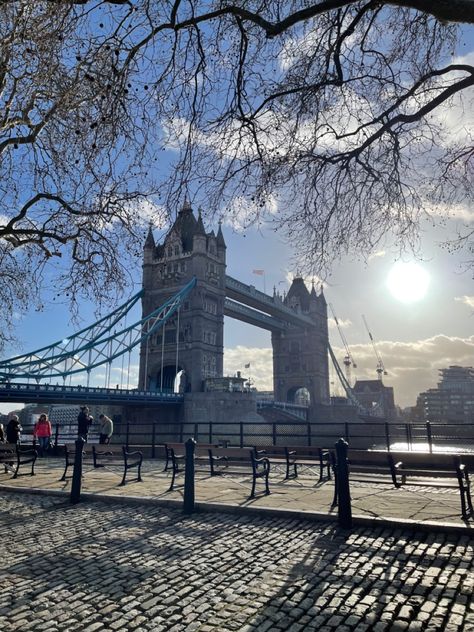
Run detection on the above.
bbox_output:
[167,246,172,257]
[203,331,216,345]
[204,297,217,315]
[180,262,186,272]
[174,245,180,256]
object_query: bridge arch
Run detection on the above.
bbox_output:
[148,364,187,393]
[287,386,311,406]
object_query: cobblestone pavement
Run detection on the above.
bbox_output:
[1,493,473,632]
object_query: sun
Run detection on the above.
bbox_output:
[386,262,430,303]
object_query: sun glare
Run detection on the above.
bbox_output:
[386,262,430,303]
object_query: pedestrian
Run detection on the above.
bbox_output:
[6,415,22,444]
[77,406,93,442]
[33,413,52,457]
[98,414,113,444]
[0,422,5,442]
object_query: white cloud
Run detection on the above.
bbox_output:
[222,195,278,232]
[367,250,386,261]
[224,346,273,391]
[224,334,474,409]
[455,295,474,309]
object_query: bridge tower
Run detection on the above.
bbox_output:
[139,202,226,393]
[272,278,330,406]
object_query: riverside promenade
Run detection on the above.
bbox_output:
[1,457,473,631]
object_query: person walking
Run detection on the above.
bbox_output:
[98,414,113,444]
[6,415,22,444]
[77,406,93,442]
[34,413,52,457]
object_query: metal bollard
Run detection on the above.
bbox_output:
[70,437,85,504]
[183,437,196,515]
[53,424,59,455]
[335,438,352,529]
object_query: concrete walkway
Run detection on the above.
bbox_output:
[1,457,472,533]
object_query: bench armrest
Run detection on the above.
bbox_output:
[125,449,143,458]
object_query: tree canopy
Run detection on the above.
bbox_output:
[0,1,473,347]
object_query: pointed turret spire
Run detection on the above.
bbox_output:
[216,220,226,249]
[144,223,155,249]
[318,282,327,306]
[196,208,206,236]
[181,197,192,212]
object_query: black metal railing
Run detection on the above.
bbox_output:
[21,419,474,457]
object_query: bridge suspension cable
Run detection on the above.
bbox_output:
[0,278,197,382]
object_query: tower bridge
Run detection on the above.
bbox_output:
[0,201,367,427]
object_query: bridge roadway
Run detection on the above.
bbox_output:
[0,382,183,406]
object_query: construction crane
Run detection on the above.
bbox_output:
[362,314,387,381]
[329,304,357,387]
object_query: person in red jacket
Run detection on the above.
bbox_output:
[34,414,52,457]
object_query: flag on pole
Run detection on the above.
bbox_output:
[244,363,250,368]
[252,269,264,276]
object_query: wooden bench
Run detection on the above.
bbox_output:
[92,445,143,486]
[164,442,218,473]
[60,443,94,482]
[165,442,220,492]
[0,443,37,478]
[61,443,143,486]
[330,448,397,506]
[331,449,474,518]
[208,447,270,499]
[388,451,474,518]
[256,445,330,482]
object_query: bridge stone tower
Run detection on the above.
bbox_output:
[272,278,330,406]
[139,202,226,393]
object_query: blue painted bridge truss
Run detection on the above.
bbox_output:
[0,277,196,384]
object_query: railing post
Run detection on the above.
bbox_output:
[344,422,349,441]
[307,422,311,447]
[426,421,433,454]
[194,423,198,441]
[272,423,277,446]
[179,421,184,443]
[151,422,156,459]
[183,438,196,515]
[70,437,84,505]
[126,422,130,450]
[240,420,244,448]
[209,421,213,444]
[405,423,411,451]
[335,438,352,530]
[385,423,391,451]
